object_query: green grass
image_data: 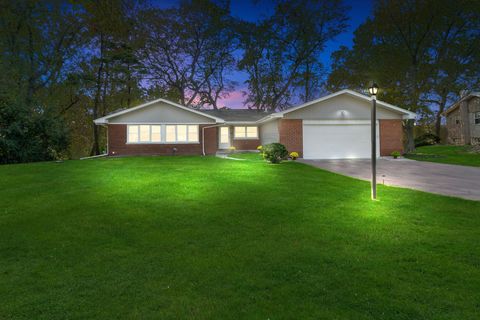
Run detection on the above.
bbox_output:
[1,156,479,319]
[405,145,480,167]
[227,151,264,161]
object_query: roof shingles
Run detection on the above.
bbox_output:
[199,109,273,122]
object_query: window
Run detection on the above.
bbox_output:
[127,124,198,143]
[188,125,198,141]
[177,125,187,142]
[166,125,176,142]
[151,125,161,142]
[234,126,258,139]
[128,125,139,143]
[139,125,150,142]
[475,112,480,125]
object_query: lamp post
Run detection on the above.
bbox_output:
[368,83,379,200]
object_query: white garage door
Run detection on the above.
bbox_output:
[303,120,379,159]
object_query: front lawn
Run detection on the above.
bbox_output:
[1,156,479,319]
[405,145,480,167]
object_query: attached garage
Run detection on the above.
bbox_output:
[303,120,379,160]
[274,90,417,159]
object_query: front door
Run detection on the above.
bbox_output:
[218,126,231,149]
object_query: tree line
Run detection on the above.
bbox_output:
[0,0,479,163]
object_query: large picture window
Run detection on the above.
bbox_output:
[234,126,258,139]
[127,125,198,143]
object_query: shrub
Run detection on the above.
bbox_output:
[257,145,263,151]
[263,143,288,163]
[391,151,401,159]
[415,133,440,147]
[289,151,299,160]
[228,146,236,153]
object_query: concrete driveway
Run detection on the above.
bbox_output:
[299,158,480,201]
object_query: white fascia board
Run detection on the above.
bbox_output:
[93,98,225,124]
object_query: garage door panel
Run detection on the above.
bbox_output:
[303,122,379,159]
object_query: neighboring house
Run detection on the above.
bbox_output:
[445,92,480,145]
[94,89,416,159]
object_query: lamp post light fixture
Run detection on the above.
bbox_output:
[368,83,379,200]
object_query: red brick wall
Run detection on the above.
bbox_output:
[108,124,217,156]
[278,119,303,156]
[379,119,404,156]
[232,139,260,150]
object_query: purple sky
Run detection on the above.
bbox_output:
[154,0,373,108]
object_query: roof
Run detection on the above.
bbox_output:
[200,109,274,122]
[445,92,480,115]
[94,98,224,124]
[93,89,415,124]
[275,89,417,119]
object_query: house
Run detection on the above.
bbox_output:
[94,89,416,159]
[445,92,480,145]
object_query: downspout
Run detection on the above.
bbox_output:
[202,124,224,156]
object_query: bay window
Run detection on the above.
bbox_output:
[234,126,258,139]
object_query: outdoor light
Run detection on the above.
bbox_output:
[369,83,378,200]
[368,83,379,96]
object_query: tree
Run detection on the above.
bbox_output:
[238,0,348,111]
[328,0,480,150]
[141,0,237,109]
[0,0,84,163]
[78,0,146,155]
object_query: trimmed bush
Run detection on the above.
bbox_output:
[263,143,288,163]
[415,133,440,147]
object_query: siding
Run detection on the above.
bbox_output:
[284,94,403,120]
[108,101,216,124]
[260,119,279,144]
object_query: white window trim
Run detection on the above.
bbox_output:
[126,124,199,144]
[233,126,259,140]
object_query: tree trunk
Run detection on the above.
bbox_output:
[435,90,448,138]
[90,33,105,156]
[404,119,415,153]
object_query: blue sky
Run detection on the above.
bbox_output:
[153,0,373,107]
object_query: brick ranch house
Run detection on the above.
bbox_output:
[444,92,480,145]
[94,89,416,159]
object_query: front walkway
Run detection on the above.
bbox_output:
[299,158,480,201]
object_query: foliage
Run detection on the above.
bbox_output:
[238,0,348,111]
[141,0,237,109]
[415,133,441,147]
[327,0,480,150]
[263,143,288,163]
[0,99,69,164]
[391,151,401,159]
[289,151,299,160]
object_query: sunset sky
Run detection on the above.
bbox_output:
[155,0,373,108]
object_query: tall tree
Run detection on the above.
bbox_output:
[328,0,480,150]
[79,0,146,155]
[141,0,237,109]
[238,0,348,111]
[0,0,84,163]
